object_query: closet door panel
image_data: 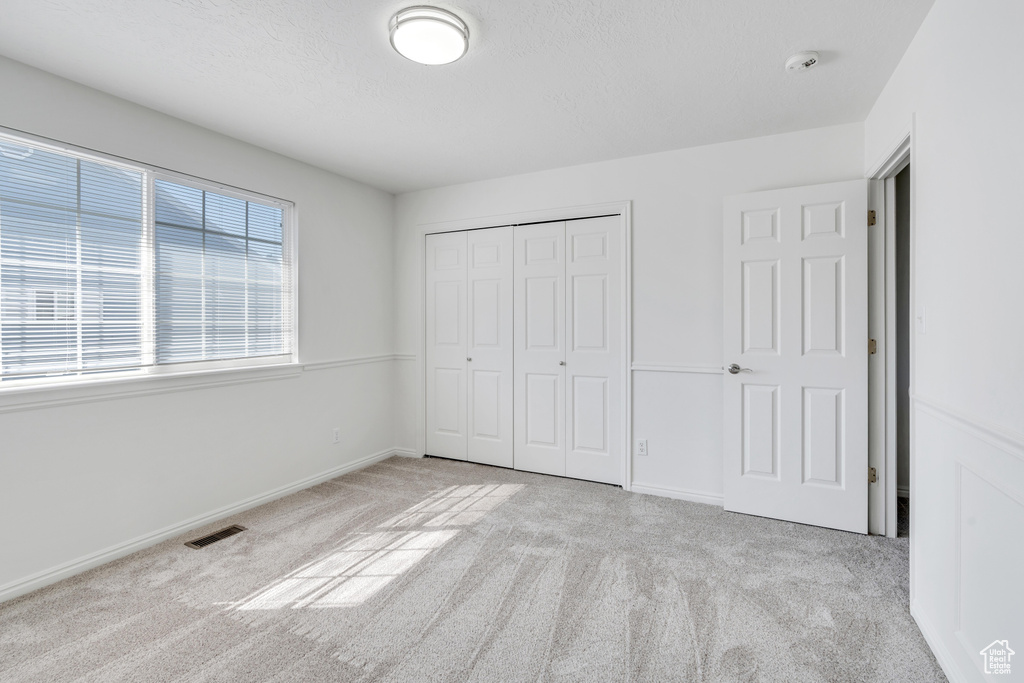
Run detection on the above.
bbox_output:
[566,216,622,484]
[526,372,560,446]
[425,231,468,460]
[467,227,514,467]
[514,222,566,476]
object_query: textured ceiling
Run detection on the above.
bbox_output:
[0,0,933,193]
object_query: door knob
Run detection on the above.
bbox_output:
[466,357,472,362]
[559,361,566,366]
[726,363,751,374]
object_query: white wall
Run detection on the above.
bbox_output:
[394,123,864,502]
[0,57,396,598]
[864,1,1024,680]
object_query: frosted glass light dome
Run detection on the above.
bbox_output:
[389,6,469,66]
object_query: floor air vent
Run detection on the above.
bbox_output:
[185,525,246,549]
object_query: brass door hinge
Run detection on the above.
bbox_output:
[869,467,878,484]
[868,210,877,226]
[869,339,877,355]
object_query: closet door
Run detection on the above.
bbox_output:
[467,227,514,467]
[565,215,621,485]
[514,222,567,476]
[425,231,467,460]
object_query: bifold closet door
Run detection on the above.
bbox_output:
[513,217,622,484]
[565,215,621,485]
[425,231,468,460]
[514,222,567,476]
[466,227,514,467]
[430,218,620,482]
[426,228,514,466]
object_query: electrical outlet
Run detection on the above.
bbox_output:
[637,439,648,456]
[332,428,340,444]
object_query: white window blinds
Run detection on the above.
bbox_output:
[154,179,290,365]
[0,141,144,379]
[0,133,293,384]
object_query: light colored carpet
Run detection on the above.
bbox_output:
[0,456,944,682]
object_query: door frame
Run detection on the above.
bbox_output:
[415,201,633,489]
[866,117,915,538]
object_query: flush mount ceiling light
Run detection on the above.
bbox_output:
[389,6,469,66]
[785,51,820,72]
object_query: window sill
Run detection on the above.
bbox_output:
[0,362,304,414]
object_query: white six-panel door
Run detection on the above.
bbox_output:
[425,231,468,460]
[723,179,868,533]
[467,227,514,467]
[565,216,621,484]
[513,217,622,484]
[513,222,567,476]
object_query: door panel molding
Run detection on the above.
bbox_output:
[723,179,868,533]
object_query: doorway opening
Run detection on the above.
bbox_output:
[867,127,913,539]
[894,163,911,538]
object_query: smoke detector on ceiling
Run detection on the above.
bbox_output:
[786,51,820,72]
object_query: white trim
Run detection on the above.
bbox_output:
[913,393,1024,461]
[866,124,913,179]
[150,168,291,211]
[0,124,293,206]
[884,173,899,538]
[394,354,417,362]
[416,225,427,460]
[302,354,402,372]
[910,602,964,683]
[631,363,724,375]
[622,203,633,492]
[0,355,406,414]
[0,126,150,174]
[866,118,914,539]
[392,448,421,458]
[0,447,402,604]
[148,170,297,370]
[630,482,724,507]
[907,122,918,589]
[141,173,156,369]
[867,177,887,535]
[287,199,300,370]
[419,201,630,235]
[0,362,303,414]
[144,354,292,377]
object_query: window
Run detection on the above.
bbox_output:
[0,132,294,386]
[153,179,287,364]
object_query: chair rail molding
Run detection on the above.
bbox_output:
[303,354,406,372]
[0,363,303,414]
[912,393,1024,461]
[631,362,725,375]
